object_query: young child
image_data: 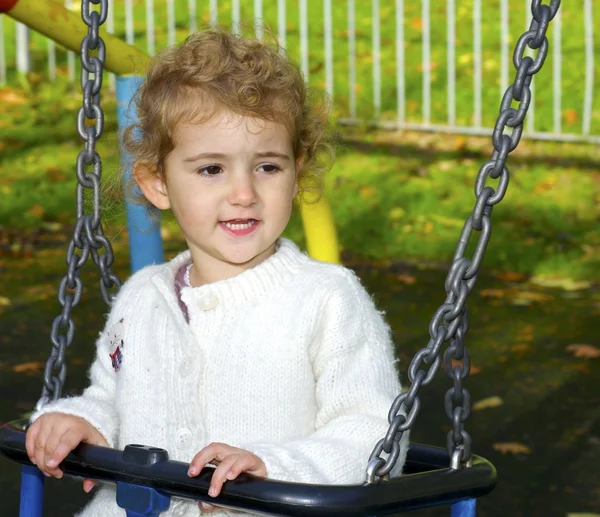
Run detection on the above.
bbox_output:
[25,27,408,517]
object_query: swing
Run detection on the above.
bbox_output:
[0,0,562,515]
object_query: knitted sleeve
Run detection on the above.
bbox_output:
[29,299,126,448]
[243,268,408,484]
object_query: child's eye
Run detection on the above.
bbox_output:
[197,165,222,176]
[258,164,282,174]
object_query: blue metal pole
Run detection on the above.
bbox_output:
[20,465,44,517]
[451,498,477,517]
[116,76,165,274]
[116,482,171,517]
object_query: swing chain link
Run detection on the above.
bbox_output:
[36,0,121,412]
[366,0,560,482]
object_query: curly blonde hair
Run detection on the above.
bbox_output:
[123,26,335,207]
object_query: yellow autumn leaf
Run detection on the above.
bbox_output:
[359,186,376,199]
[429,214,464,228]
[12,362,45,374]
[27,204,45,218]
[422,221,434,233]
[566,344,600,359]
[480,289,505,298]
[492,442,532,455]
[511,290,553,306]
[388,207,406,221]
[0,89,28,105]
[458,53,473,65]
[451,359,482,375]
[472,396,503,411]
[396,274,416,285]
[0,296,11,306]
[564,109,578,124]
[530,276,591,291]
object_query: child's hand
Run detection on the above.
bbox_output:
[188,442,267,505]
[25,413,108,492]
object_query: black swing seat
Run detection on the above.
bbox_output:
[0,420,496,516]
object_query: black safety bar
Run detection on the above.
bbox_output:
[1,420,496,516]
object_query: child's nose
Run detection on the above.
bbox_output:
[228,173,258,206]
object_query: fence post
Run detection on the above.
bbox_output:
[15,22,29,75]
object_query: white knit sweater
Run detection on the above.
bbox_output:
[33,238,408,517]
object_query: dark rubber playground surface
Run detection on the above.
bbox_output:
[1,242,599,516]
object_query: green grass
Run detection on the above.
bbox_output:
[1,0,600,134]
[0,79,598,283]
[0,2,598,282]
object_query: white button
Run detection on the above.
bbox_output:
[176,428,193,450]
[197,293,218,311]
[179,358,194,377]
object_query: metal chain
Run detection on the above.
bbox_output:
[365,0,561,483]
[36,0,121,412]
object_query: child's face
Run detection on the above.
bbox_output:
[153,111,299,279]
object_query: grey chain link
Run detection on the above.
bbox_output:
[366,0,561,483]
[35,0,121,412]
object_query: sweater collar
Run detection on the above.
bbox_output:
[151,238,309,310]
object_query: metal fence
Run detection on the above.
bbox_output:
[1,0,597,143]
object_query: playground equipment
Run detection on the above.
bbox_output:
[0,0,561,515]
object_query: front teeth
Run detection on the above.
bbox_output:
[224,220,256,230]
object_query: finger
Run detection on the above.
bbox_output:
[188,451,212,477]
[33,425,53,476]
[208,454,241,498]
[47,429,83,478]
[223,455,259,481]
[43,429,68,479]
[188,443,231,477]
[25,421,41,465]
[83,479,97,493]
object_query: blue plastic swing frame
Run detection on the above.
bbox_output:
[16,75,481,517]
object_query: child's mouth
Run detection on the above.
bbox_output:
[220,219,259,235]
[222,219,257,230]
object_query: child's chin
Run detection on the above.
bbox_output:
[222,248,264,266]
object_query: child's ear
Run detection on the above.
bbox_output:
[134,162,170,210]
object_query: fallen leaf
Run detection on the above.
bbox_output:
[436,160,456,172]
[0,296,10,306]
[388,207,406,220]
[473,396,503,411]
[495,271,527,282]
[564,109,578,124]
[530,276,591,291]
[429,214,464,228]
[12,361,45,374]
[511,290,553,306]
[27,204,45,218]
[533,177,557,193]
[410,18,422,30]
[396,274,416,285]
[566,344,600,359]
[451,359,481,375]
[492,442,532,455]
[0,89,28,105]
[455,136,466,150]
[359,186,376,199]
[480,288,505,298]
[458,53,473,65]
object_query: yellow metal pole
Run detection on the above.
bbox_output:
[0,0,149,76]
[1,0,341,264]
[299,192,340,264]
